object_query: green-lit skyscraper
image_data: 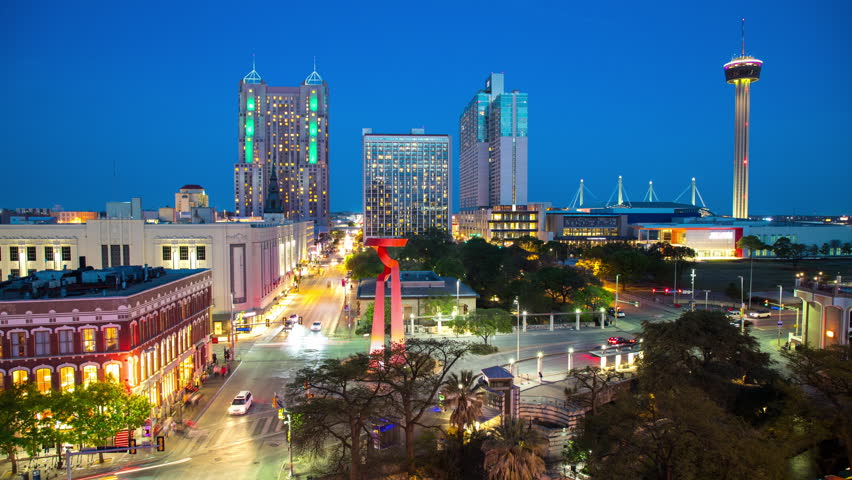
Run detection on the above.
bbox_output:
[459,73,528,210]
[235,63,329,231]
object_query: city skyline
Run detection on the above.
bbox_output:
[2,1,851,215]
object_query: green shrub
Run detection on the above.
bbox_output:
[469,343,499,355]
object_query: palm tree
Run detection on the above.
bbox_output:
[482,418,548,480]
[444,370,484,432]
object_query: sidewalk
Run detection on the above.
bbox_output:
[0,344,239,480]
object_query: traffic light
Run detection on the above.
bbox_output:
[128,439,137,455]
[764,300,769,307]
[156,435,165,452]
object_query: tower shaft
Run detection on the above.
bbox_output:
[732,78,752,219]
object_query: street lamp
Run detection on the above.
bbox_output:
[514,298,520,365]
[614,274,620,326]
[777,284,784,346]
[737,275,745,333]
[537,351,543,383]
[456,279,460,316]
[690,268,696,312]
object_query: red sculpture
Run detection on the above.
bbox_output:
[365,238,408,354]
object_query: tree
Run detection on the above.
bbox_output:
[481,418,548,480]
[841,242,852,255]
[608,249,650,288]
[68,382,150,464]
[782,344,852,466]
[40,389,80,469]
[423,295,455,316]
[819,243,831,256]
[285,355,390,480]
[572,284,613,312]
[443,370,485,433]
[737,235,768,307]
[371,339,470,474]
[572,388,786,480]
[344,248,383,281]
[530,267,585,306]
[356,297,391,336]
[565,366,624,416]
[450,308,514,345]
[0,384,41,474]
[639,311,776,411]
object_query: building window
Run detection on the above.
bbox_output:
[61,246,71,261]
[104,327,118,352]
[81,329,96,352]
[35,331,51,356]
[10,332,26,357]
[101,245,109,268]
[10,269,19,278]
[59,367,75,392]
[179,246,189,261]
[82,365,98,386]
[9,246,19,260]
[27,246,36,261]
[162,246,171,261]
[110,245,121,268]
[104,363,120,383]
[45,246,54,260]
[35,368,52,393]
[58,329,73,354]
[196,246,206,261]
[12,370,28,386]
[123,245,130,266]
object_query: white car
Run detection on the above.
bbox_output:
[748,310,771,318]
[310,321,322,332]
[228,391,253,415]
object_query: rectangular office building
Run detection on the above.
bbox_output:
[362,129,451,238]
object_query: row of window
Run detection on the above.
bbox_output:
[1,327,119,358]
[162,246,206,261]
[3,246,72,262]
[5,364,115,393]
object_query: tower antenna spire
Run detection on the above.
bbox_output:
[313,56,317,72]
[252,53,256,71]
[741,18,745,56]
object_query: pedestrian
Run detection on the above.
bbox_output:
[538,371,543,383]
[224,365,229,376]
[212,353,217,365]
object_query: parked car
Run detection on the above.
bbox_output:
[228,391,253,415]
[607,307,626,318]
[310,321,323,332]
[748,310,771,318]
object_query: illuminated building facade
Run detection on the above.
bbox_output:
[459,73,528,210]
[235,63,330,231]
[724,34,763,219]
[0,267,212,413]
[362,129,451,238]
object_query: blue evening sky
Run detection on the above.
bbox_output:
[2,0,850,216]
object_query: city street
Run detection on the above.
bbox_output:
[70,261,799,479]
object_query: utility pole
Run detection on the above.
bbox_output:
[690,269,696,311]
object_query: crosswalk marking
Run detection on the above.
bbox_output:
[173,412,284,455]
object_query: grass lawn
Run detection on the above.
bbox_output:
[678,258,852,298]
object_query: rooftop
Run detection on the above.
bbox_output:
[356,272,479,300]
[0,266,207,301]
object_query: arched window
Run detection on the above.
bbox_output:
[82,365,98,386]
[81,328,97,353]
[59,367,76,392]
[35,368,52,393]
[104,363,120,383]
[12,370,28,386]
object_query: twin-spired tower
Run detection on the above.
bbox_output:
[723,20,763,219]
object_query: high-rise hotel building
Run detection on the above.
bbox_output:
[362,129,451,238]
[234,64,330,231]
[459,73,528,210]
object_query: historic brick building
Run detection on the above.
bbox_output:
[0,265,212,410]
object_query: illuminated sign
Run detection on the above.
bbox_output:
[708,231,734,240]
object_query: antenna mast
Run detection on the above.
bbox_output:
[741,18,745,56]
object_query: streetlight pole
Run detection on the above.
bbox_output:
[703,290,710,311]
[673,261,678,306]
[690,268,696,312]
[777,284,784,346]
[614,274,620,326]
[737,275,745,333]
[456,279,460,316]
[514,297,520,366]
